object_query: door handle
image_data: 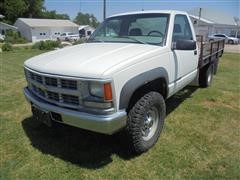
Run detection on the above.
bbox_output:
[194,50,197,55]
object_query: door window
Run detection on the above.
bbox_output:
[172,15,193,42]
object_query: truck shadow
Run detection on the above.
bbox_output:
[21,86,197,169]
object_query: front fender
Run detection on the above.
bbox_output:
[119,67,169,110]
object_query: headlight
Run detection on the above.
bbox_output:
[83,81,113,109]
[89,82,104,98]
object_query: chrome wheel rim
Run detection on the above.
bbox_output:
[207,69,212,84]
[142,106,159,141]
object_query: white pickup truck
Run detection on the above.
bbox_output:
[23,10,224,153]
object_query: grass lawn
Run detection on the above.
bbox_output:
[0,49,239,179]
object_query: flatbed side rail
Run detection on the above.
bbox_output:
[196,35,225,68]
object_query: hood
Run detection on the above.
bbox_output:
[24,43,161,79]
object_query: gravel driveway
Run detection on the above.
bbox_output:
[224,44,240,53]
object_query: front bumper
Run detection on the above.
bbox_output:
[23,87,127,134]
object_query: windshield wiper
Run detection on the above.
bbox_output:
[117,36,148,45]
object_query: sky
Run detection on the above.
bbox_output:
[45,0,240,21]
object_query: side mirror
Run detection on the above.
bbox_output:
[172,39,196,50]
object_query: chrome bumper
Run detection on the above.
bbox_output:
[23,87,127,134]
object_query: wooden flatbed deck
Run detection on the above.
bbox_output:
[197,35,225,69]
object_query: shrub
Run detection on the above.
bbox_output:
[2,43,13,51]
[72,39,85,45]
[32,40,60,50]
[4,30,28,44]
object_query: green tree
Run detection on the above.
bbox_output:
[23,0,44,18]
[4,0,27,24]
[41,10,70,20]
[2,0,70,24]
[74,12,100,28]
[0,0,5,17]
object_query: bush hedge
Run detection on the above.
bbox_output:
[32,40,61,50]
[4,30,28,44]
[2,43,13,51]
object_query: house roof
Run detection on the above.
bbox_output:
[16,18,79,27]
[0,22,18,30]
[189,14,214,24]
[188,7,237,26]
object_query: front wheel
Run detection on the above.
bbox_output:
[126,92,166,153]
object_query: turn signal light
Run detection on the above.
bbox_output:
[104,83,112,101]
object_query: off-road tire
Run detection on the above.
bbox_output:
[126,92,166,153]
[199,64,214,88]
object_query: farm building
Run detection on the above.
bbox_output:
[188,7,240,39]
[14,18,79,42]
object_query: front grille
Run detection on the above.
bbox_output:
[30,72,43,83]
[62,94,79,105]
[61,79,77,90]
[25,68,81,109]
[47,91,59,101]
[32,84,45,97]
[45,77,58,87]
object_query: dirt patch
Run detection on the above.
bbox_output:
[201,99,238,110]
[224,44,240,53]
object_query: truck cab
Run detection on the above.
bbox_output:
[23,10,224,153]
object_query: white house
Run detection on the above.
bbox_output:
[188,8,239,39]
[0,14,18,35]
[0,22,18,35]
[14,18,79,42]
[79,25,95,38]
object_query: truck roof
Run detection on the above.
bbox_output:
[108,10,188,18]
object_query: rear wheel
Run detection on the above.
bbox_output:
[125,92,166,153]
[199,64,214,88]
[209,39,214,43]
[213,58,219,75]
[228,40,234,44]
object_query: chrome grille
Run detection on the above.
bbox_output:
[61,79,77,90]
[45,77,58,87]
[25,68,81,109]
[30,72,43,83]
[62,94,79,105]
[32,84,46,97]
[47,91,59,101]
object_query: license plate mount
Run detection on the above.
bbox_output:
[32,105,52,127]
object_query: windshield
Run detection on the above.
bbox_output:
[88,13,169,46]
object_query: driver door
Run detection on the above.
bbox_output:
[170,14,198,90]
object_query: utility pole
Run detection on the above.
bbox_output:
[103,0,106,20]
[198,7,202,21]
[198,7,202,35]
